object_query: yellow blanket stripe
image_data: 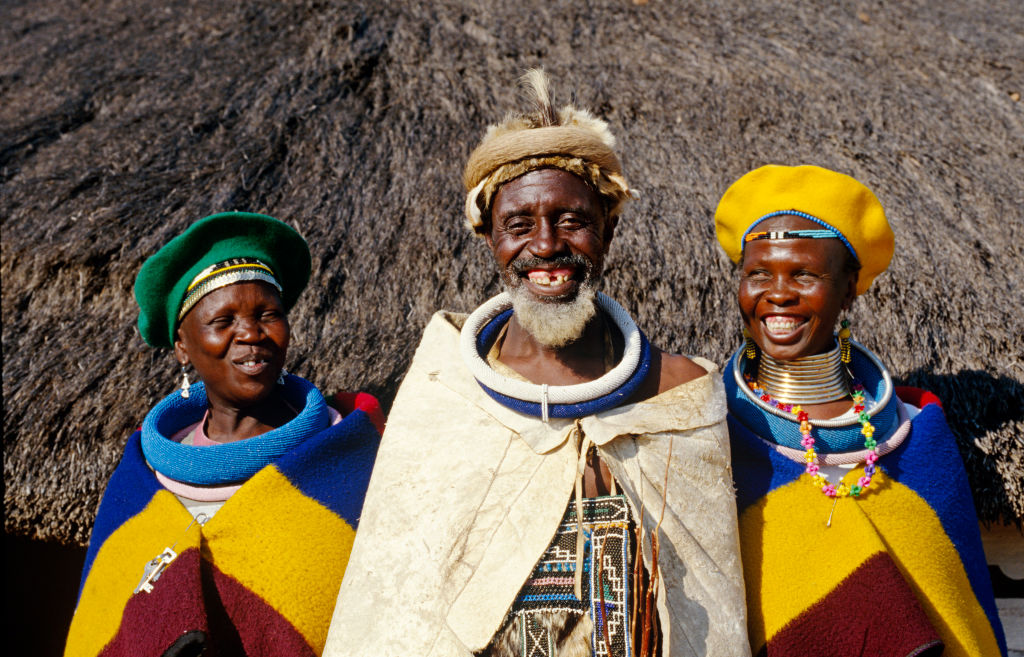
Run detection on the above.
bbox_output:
[201,465,356,653]
[741,467,1001,657]
[859,474,1001,657]
[739,470,886,647]
[66,492,197,657]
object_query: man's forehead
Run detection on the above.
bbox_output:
[494,169,602,208]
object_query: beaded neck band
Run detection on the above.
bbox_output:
[744,374,878,499]
[141,374,329,485]
[733,339,894,431]
[461,292,651,421]
[756,343,850,405]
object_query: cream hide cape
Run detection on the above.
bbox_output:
[324,312,749,657]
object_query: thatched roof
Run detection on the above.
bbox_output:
[3,0,1022,546]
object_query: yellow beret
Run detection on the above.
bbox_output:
[714,165,894,295]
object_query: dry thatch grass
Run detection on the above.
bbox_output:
[3,0,1022,546]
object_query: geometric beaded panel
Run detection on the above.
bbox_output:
[503,494,634,657]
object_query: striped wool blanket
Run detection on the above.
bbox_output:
[729,386,1005,657]
[65,392,383,657]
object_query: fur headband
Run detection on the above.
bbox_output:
[463,70,633,235]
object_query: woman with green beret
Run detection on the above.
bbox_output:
[66,212,383,657]
[714,166,1005,657]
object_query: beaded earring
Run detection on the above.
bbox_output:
[276,368,288,386]
[838,319,852,364]
[743,327,758,360]
[179,366,190,399]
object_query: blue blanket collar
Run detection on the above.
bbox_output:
[141,374,330,485]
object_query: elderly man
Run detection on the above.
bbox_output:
[324,72,748,657]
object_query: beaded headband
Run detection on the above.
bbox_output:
[745,229,837,243]
[177,258,282,321]
[741,210,859,262]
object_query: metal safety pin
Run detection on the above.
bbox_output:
[826,497,839,527]
[134,547,178,594]
[133,513,209,595]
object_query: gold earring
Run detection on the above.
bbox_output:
[743,328,758,360]
[839,319,852,364]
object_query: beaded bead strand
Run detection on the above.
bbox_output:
[743,327,758,360]
[839,319,852,364]
[745,375,878,498]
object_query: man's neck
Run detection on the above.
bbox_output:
[497,313,616,385]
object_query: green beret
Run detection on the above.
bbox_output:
[134,212,311,348]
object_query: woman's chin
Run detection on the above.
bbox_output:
[757,340,818,362]
[207,379,281,410]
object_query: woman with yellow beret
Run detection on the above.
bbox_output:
[714,165,1005,657]
[66,212,383,657]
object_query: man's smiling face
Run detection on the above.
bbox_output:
[488,168,613,299]
[486,168,616,346]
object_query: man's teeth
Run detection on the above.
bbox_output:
[764,317,801,333]
[528,273,568,286]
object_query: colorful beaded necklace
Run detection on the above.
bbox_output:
[743,374,878,498]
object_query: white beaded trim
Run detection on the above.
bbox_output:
[177,269,282,320]
[460,292,642,405]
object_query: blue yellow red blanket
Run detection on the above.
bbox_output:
[66,392,383,657]
[730,386,1005,657]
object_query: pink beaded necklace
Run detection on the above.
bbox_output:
[744,374,879,498]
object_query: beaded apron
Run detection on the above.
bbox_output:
[486,494,634,657]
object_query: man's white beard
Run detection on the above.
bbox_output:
[507,283,598,348]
